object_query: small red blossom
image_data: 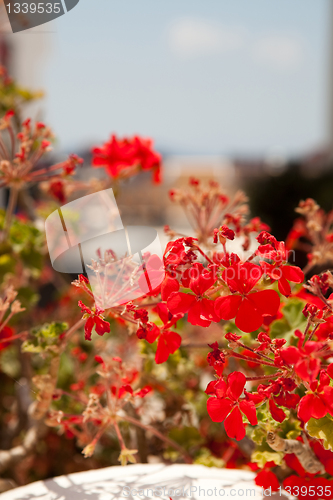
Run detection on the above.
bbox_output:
[257,233,304,297]
[207,342,226,376]
[255,470,280,492]
[78,301,110,341]
[137,304,182,364]
[215,262,280,332]
[297,369,333,422]
[213,225,235,244]
[279,332,324,383]
[92,134,161,183]
[206,371,257,441]
[167,263,218,327]
[48,179,66,203]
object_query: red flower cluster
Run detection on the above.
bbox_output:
[92,134,161,183]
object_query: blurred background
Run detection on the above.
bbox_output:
[0,0,332,241]
[0,1,332,485]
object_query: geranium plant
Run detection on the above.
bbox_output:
[1,66,333,500]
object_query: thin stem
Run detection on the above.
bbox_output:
[60,318,85,350]
[7,125,15,160]
[121,414,193,464]
[307,323,320,343]
[193,244,214,265]
[238,342,274,363]
[230,351,276,367]
[0,330,27,343]
[114,421,126,450]
[246,372,283,381]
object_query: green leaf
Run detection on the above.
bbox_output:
[22,322,68,355]
[194,449,225,468]
[251,426,266,445]
[283,299,306,328]
[269,298,307,341]
[252,449,283,468]
[307,416,333,451]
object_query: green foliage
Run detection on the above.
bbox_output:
[252,447,284,468]
[22,322,68,354]
[269,298,307,341]
[307,416,333,451]
[194,448,225,468]
[0,345,21,378]
[0,211,45,281]
[168,426,203,450]
[0,73,43,117]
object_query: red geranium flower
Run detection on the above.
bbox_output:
[206,371,257,441]
[280,331,324,383]
[167,263,218,327]
[78,301,110,341]
[92,134,161,183]
[257,233,304,297]
[137,304,182,364]
[255,470,280,492]
[297,369,333,423]
[283,476,333,500]
[215,262,280,333]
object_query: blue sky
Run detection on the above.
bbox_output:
[38,0,331,157]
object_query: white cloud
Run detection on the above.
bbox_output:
[252,35,304,71]
[168,18,245,58]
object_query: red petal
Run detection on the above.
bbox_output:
[94,317,110,336]
[155,330,181,364]
[200,298,219,322]
[282,265,304,284]
[161,276,179,301]
[215,294,241,320]
[207,397,233,422]
[222,262,262,294]
[190,267,216,295]
[295,357,321,383]
[214,378,228,398]
[278,275,291,297]
[298,394,327,422]
[227,371,246,400]
[224,407,246,440]
[322,386,333,415]
[280,346,302,365]
[269,398,286,423]
[239,400,257,425]
[84,317,94,341]
[188,300,211,327]
[247,289,280,317]
[235,297,263,332]
[255,471,280,492]
[327,363,333,380]
[145,324,160,343]
[153,303,169,325]
[167,292,196,315]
